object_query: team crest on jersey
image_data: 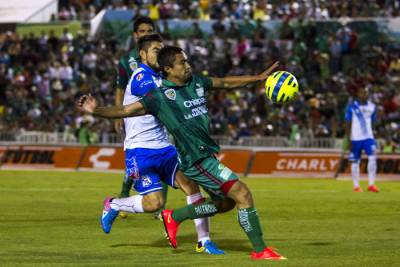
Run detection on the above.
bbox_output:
[195,83,204,97]
[141,175,152,187]
[136,73,144,81]
[164,89,176,100]
[129,57,138,71]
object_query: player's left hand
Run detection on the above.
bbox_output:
[77,94,97,114]
[257,61,279,81]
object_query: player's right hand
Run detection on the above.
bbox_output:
[77,94,97,114]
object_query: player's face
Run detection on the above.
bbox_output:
[357,89,368,103]
[167,52,192,82]
[145,42,164,70]
[133,24,154,40]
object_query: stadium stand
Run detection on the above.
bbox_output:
[55,0,400,21]
[0,1,399,151]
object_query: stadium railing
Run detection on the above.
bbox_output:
[0,131,343,149]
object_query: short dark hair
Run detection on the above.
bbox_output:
[158,46,183,73]
[133,16,155,33]
[137,33,163,52]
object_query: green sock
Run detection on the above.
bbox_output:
[172,202,218,222]
[238,207,266,253]
[119,177,133,198]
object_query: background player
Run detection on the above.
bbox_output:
[115,16,168,218]
[78,46,285,260]
[345,87,379,192]
[102,34,223,255]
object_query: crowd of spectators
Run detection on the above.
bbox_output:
[56,0,400,21]
[0,17,399,150]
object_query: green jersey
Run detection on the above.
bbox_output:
[139,74,219,169]
[116,48,141,89]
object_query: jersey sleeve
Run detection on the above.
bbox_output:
[139,91,160,116]
[199,75,213,91]
[116,59,128,89]
[130,72,158,96]
[344,104,353,122]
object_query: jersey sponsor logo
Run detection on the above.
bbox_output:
[184,105,208,120]
[183,97,206,108]
[141,175,152,187]
[183,97,208,120]
[164,89,176,100]
[136,73,144,81]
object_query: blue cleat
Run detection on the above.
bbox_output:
[195,240,225,255]
[100,197,119,234]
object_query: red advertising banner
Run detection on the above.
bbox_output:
[1,145,399,179]
[217,150,252,174]
[250,151,400,178]
[79,146,125,170]
[79,147,252,173]
[0,145,83,169]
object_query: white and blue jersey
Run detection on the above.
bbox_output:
[123,63,169,150]
[123,63,178,194]
[345,100,377,162]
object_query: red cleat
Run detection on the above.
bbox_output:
[161,209,180,248]
[368,185,379,193]
[250,247,287,260]
[354,187,363,192]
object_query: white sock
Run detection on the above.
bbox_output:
[110,195,144,213]
[367,156,377,186]
[187,192,210,244]
[351,162,360,188]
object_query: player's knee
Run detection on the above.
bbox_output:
[227,180,254,207]
[240,187,253,206]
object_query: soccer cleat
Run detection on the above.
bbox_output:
[119,211,128,219]
[368,185,379,193]
[251,247,287,260]
[353,187,363,192]
[100,197,119,234]
[195,240,225,255]
[161,209,180,248]
[153,210,162,220]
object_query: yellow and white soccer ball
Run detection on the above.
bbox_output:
[265,71,299,104]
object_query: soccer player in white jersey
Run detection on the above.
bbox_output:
[345,87,379,192]
[101,34,224,254]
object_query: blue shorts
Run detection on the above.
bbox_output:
[125,145,179,195]
[349,139,376,162]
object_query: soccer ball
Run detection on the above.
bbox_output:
[265,71,299,104]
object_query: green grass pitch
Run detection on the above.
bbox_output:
[0,170,399,266]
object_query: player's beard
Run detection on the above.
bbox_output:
[183,68,192,81]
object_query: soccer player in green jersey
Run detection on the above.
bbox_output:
[115,16,168,218]
[79,46,285,260]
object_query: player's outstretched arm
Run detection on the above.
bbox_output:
[78,94,146,119]
[210,61,279,90]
